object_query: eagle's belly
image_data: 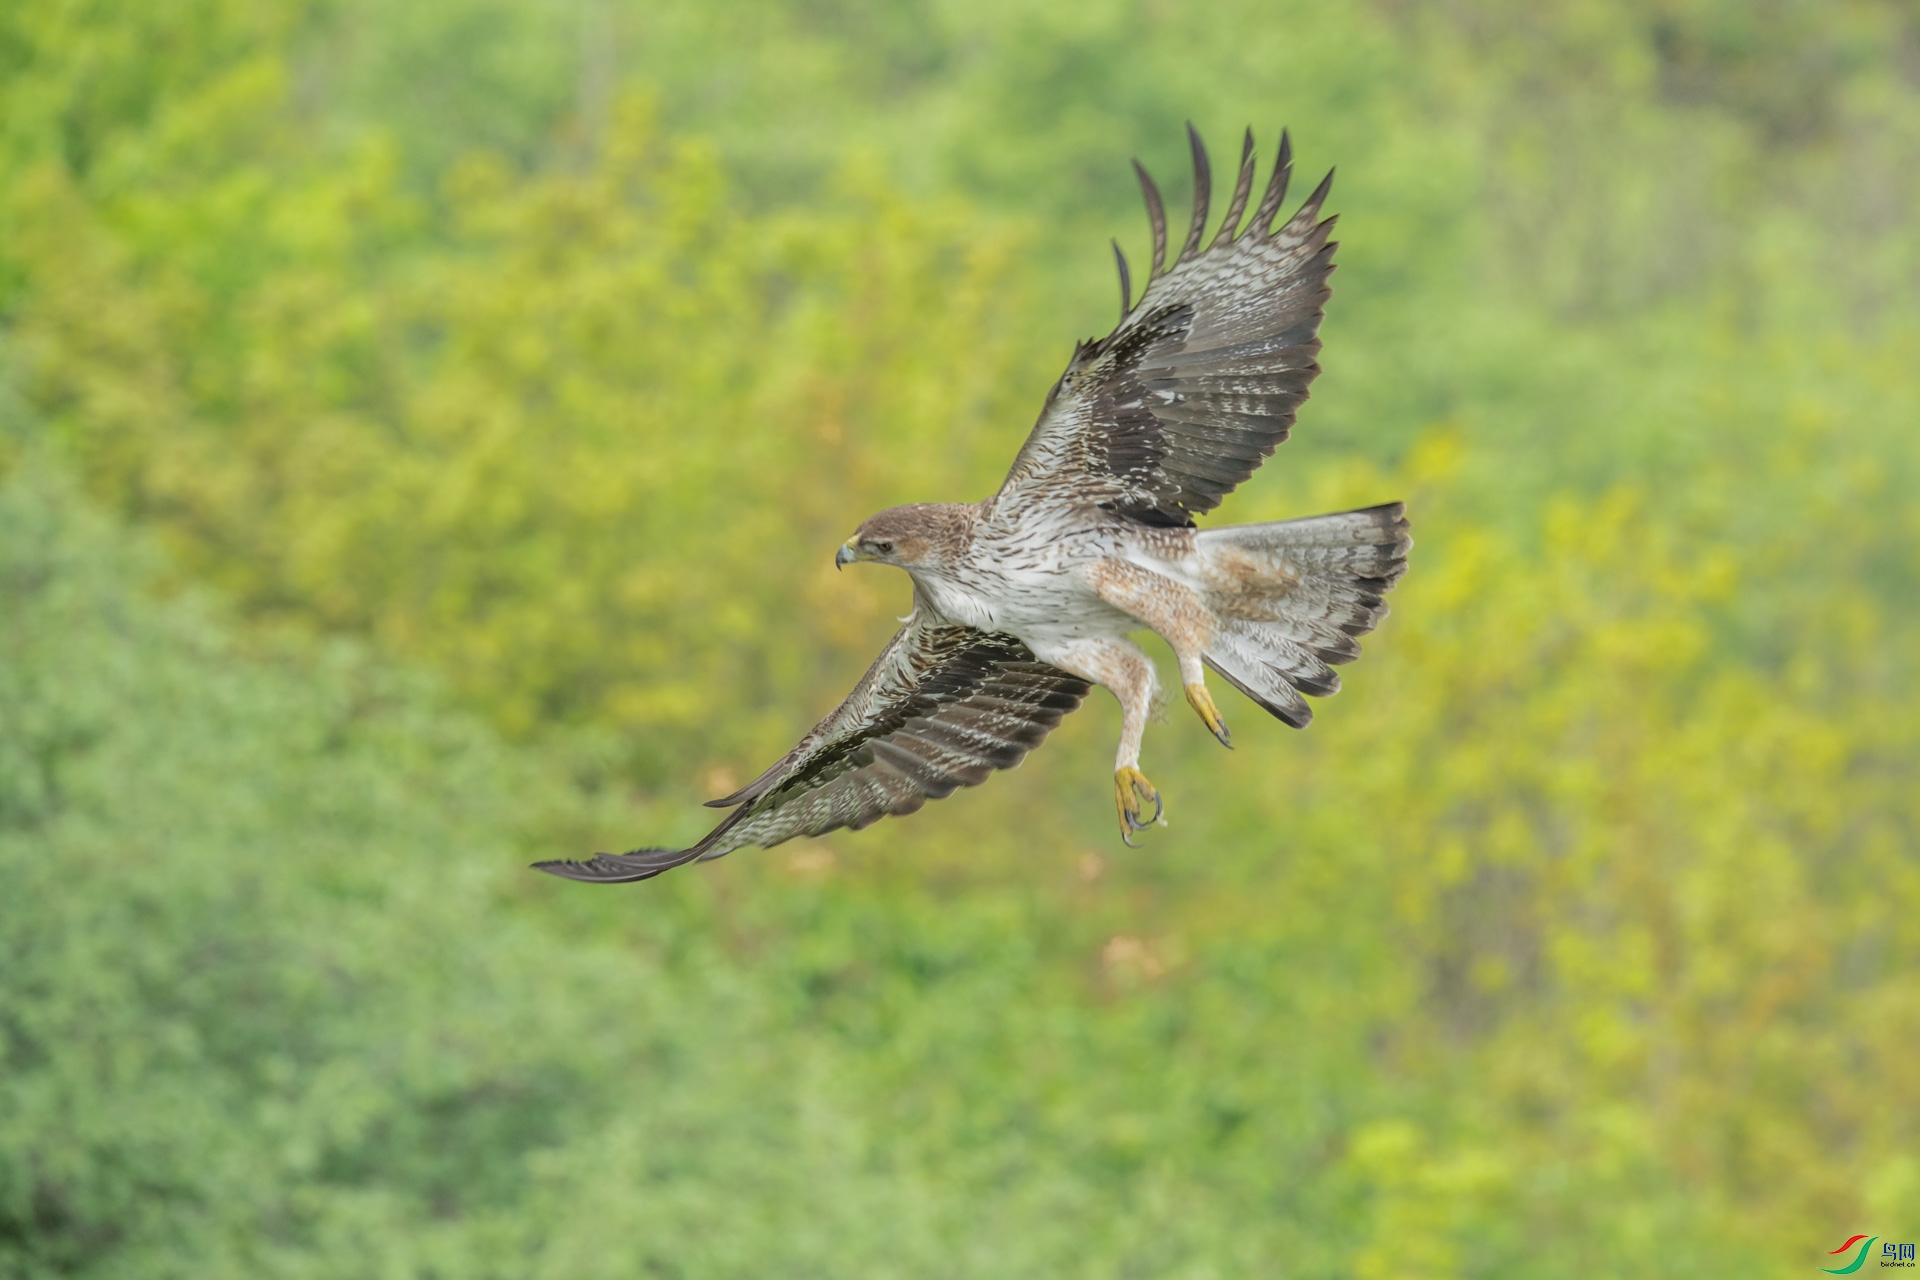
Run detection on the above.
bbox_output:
[913,534,1137,651]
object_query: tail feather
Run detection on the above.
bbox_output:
[1198,501,1409,727]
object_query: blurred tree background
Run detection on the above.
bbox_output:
[3,0,1918,1274]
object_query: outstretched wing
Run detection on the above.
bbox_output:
[996,125,1337,528]
[534,617,1092,883]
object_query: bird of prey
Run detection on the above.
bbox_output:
[538,125,1410,884]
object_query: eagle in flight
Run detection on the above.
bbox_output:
[538,125,1410,884]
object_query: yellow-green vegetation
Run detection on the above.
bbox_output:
[3,0,1917,1275]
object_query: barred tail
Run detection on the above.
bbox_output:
[1197,501,1411,727]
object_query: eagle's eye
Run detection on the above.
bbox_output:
[872,540,894,555]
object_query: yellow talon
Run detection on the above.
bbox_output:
[1113,766,1163,846]
[1185,682,1232,748]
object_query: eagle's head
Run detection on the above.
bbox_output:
[836,503,973,573]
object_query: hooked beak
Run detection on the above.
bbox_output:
[835,541,857,571]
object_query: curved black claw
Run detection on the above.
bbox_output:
[1114,766,1163,845]
[1185,682,1233,750]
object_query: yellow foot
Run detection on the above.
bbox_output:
[1185,682,1233,748]
[1113,766,1163,847]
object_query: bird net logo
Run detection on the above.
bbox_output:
[1822,1236,1917,1272]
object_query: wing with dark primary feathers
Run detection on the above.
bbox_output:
[996,124,1337,528]
[533,618,1092,883]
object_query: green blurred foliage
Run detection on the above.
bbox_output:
[2,0,1918,1274]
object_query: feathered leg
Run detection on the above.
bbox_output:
[1032,635,1164,845]
[1083,558,1232,748]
